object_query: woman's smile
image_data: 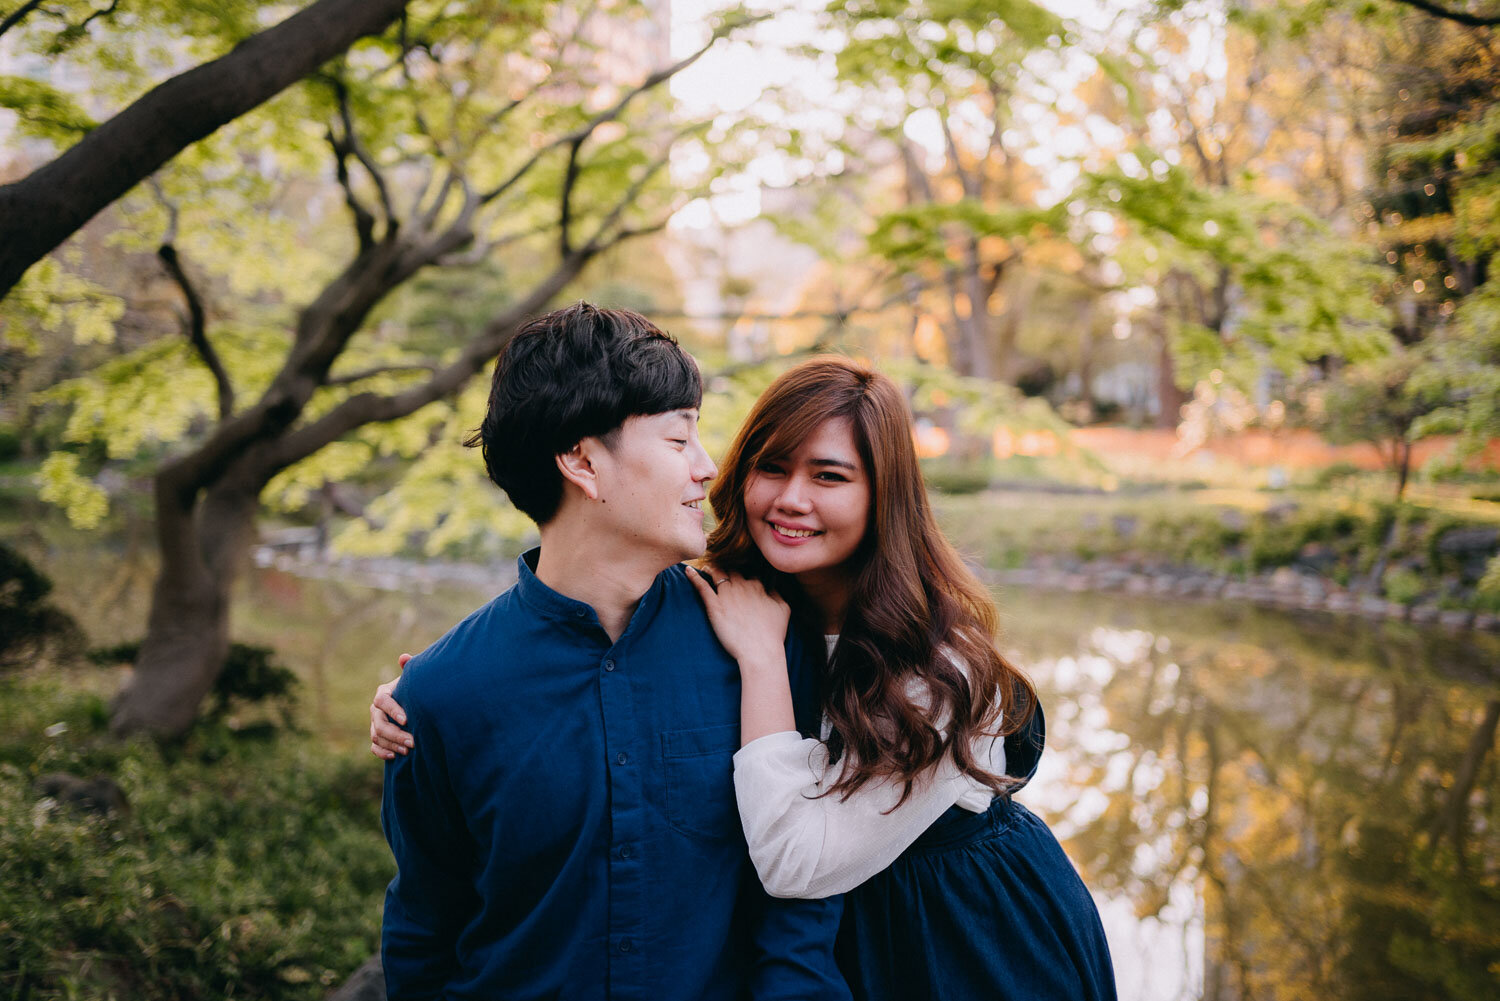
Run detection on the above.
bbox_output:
[744,417,870,576]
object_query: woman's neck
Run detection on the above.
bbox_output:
[794,566,852,634]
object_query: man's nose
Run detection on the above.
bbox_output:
[690,439,717,482]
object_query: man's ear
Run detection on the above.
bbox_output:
[556,439,602,501]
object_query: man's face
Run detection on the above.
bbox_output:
[592,409,717,565]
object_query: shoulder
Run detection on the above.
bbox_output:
[655,564,717,627]
[396,589,520,711]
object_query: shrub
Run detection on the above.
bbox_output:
[0,679,389,1001]
[89,642,299,727]
[0,543,82,673]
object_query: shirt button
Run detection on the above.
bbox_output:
[603,659,616,672]
[574,608,586,618]
[615,752,628,765]
[619,844,633,859]
[619,939,634,953]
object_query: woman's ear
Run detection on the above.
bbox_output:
[556,440,601,501]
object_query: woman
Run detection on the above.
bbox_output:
[371,358,1115,1000]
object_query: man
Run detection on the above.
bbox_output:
[379,303,849,1000]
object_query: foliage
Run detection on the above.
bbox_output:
[937,488,1500,608]
[89,642,300,726]
[0,542,82,672]
[0,678,390,1000]
[1321,349,1451,500]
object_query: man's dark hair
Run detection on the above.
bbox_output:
[466,302,702,524]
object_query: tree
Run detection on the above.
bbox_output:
[816,0,1080,383]
[1321,349,1447,500]
[0,0,413,298]
[26,0,758,737]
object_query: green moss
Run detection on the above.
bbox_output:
[0,678,389,1001]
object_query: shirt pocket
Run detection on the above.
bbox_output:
[661,723,740,842]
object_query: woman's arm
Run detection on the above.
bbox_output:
[732,731,977,898]
[370,652,415,759]
[687,568,798,745]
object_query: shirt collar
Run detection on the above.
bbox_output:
[513,547,670,635]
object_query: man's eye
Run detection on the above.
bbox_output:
[669,439,688,446]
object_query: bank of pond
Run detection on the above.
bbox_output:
[3,536,1498,1000]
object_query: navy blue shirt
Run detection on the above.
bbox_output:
[381,550,849,1001]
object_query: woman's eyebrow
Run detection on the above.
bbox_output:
[809,457,859,471]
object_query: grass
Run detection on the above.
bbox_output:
[0,669,391,1001]
[935,486,1500,610]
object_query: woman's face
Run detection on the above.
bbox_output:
[742,417,871,579]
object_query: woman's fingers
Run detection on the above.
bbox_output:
[374,687,407,726]
[368,671,412,760]
[687,565,719,597]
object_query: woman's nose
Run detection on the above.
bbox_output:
[774,477,812,512]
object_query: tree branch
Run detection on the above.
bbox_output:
[158,243,235,419]
[263,249,597,471]
[560,135,582,256]
[477,13,765,207]
[0,0,411,299]
[1391,0,1500,27]
[579,124,697,251]
[329,73,395,229]
[327,125,377,251]
[0,0,47,40]
[324,361,437,386]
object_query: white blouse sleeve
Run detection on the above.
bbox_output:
[732,728,984,898]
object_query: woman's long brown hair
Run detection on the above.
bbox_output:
[707,357,1036,805]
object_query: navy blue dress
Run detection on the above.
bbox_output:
[834,703,1118,1001]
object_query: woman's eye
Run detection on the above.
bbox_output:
[815,472,848,483]
[756,462,785,475]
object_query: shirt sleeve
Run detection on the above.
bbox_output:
[380,679,479,1000]
[733,656,1007,899]
[740,869,853,1001]
[733,730,975,898]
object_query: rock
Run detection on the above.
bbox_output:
[1264,501,1300,521]
[1438,610,1475,629]
[1326,593,1354,613]
[1294,543,1338,573]
[326,956,384,1001]
[1269,567,1304,591]
[1410,604,1441,624]
[34,773,129,817]
[1474,613,1500,632]
[1218,508,1249,532]
[1434,526,1499,555]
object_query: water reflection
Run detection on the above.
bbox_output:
[12,519,1500,999]
[999,590,1500,1001]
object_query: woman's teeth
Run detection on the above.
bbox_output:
[773,525,819,538]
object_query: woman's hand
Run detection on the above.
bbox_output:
[687,567,791,671]
[369,653,414,760]
[688,566,797,745]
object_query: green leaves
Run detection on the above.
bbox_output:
[35,453,108,529]
[868,199,1064,272]
[0,258,124,354]
[0,76,95,141]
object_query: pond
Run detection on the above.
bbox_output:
[15,526,1500,1001]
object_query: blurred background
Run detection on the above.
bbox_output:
[2,0,1498,997]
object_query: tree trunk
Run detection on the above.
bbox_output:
[1153,323,1189,428]
[0,0,410,298]
[110,469,263,737]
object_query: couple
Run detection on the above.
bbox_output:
[369,303,1115,1000]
